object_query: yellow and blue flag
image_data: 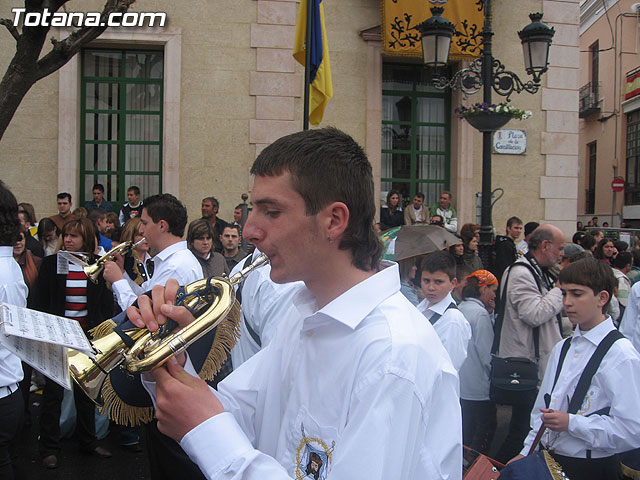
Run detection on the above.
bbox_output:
[293,0,333,126]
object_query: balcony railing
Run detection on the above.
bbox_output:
[579,82,601,118]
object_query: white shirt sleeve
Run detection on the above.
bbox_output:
[434,313,471,371]
[621,283,640,351]
[181,368,462,480]
[111,277,144,311]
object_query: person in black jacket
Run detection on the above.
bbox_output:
[493,216,523,283]
[33,218,116,469]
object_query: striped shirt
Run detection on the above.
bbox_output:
[65,263,88,330]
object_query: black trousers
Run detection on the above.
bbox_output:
[461,399,497,456]
[39,377,97,456]
[495,390,537,464]
[0,389,24,480]
[551,452,622,480]
[143,420,206,480]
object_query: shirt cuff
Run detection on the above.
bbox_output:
[112,279,131,296]
[180,412,254,478]
[140,356,198,410]
[567,413,588,440]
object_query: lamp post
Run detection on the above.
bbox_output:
[416,0,554,267]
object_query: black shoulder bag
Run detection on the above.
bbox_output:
[489,261,543,406]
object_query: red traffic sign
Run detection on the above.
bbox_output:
[611,177,625,192]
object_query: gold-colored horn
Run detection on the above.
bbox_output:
[69,252,269,405]
[83,237,147,284]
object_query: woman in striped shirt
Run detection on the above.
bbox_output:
[33,217,116,469]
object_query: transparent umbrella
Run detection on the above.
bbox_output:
[380,225,460,261]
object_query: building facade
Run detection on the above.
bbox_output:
[0,0,580,237]
[578,0,640,227]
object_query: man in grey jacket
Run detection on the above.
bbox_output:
[494,224,565,463]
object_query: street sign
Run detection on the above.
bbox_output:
[612,177,625,192]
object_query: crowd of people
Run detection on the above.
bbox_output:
[1,127,640,480]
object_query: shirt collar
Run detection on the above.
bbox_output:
[573,316,615,346]
[295,261,400,332]
[154,241,187,262]
[421,292,455,315]
[0,246,13,258]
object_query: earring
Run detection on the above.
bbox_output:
[328,235,334,244]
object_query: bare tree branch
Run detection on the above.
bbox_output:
[35,0,136,80]
[0,19,21,42]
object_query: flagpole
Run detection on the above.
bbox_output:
[303,0,312,131]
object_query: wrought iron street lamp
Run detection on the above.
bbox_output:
[418,0,554,267]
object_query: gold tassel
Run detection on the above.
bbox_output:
[543,451,569,480]
[621,463,640,480]
[199,300,241,381]
[99,376,155,427]
[89,318,117,339]
[98,300,242,426]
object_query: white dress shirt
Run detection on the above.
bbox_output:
[144,262,462,479]
[457,298,493,401]
[0,246,28,388]
[621,282,640,351]
[522,317,640,458]
[229,250,304,368]
[418,293,471,371]
[112,241,203,310]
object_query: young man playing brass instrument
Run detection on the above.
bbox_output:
[129,127,462,479]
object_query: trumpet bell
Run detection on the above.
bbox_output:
[83,263,103,284]
[68,328,148,406]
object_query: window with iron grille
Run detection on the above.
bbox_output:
[626,111,640,205]
[80,48,163,209]
[381,64,451,208]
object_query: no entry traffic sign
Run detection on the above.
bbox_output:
[612,177,625,192]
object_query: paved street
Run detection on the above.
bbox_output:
[15,390,151,480]
[15,387,513,479]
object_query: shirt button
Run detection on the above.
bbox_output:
[306,331,313,337]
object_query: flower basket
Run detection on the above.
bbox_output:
[463,113,513,132]
[455,102,532,132]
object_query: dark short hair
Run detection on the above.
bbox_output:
[127,186,140,196]
[614,240,628,253]
[234,204,244,210]
[613,251,632,269]
[460,223,480,239]
[581,234,596,250]
[420,250,456,280]
[57,192,72,202]
[143,194,188,237]
[507,216,523,228]
[558,257,615,310]
[87,207,106,224]
[0,180,21,246]
[590,228,602,238]
[524,222,539,237]
[222,224,241,235]
[455,264,474,282]
[92,183,104,193]
[187,218,214,247]
[202,197,219,207]
[18,209,32,225]
[572,231,586,244]
[430,215,444,226]
[414,192,425,200]
[251,127,382,271]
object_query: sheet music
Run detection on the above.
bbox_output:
[0,303,93,353]
[0,335,71,389]
[0,303,96,390]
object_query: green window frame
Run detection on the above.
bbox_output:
[80,48,164,209]
[382,63,451,208]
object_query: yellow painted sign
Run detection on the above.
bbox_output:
[382,0,485,60]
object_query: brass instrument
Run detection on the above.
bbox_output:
[83,237,147,284]
[68,252,269,405]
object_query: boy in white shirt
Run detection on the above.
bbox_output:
[418,250,472,370]
[511,257,640,480]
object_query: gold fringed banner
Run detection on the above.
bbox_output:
[382,0,484,60]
